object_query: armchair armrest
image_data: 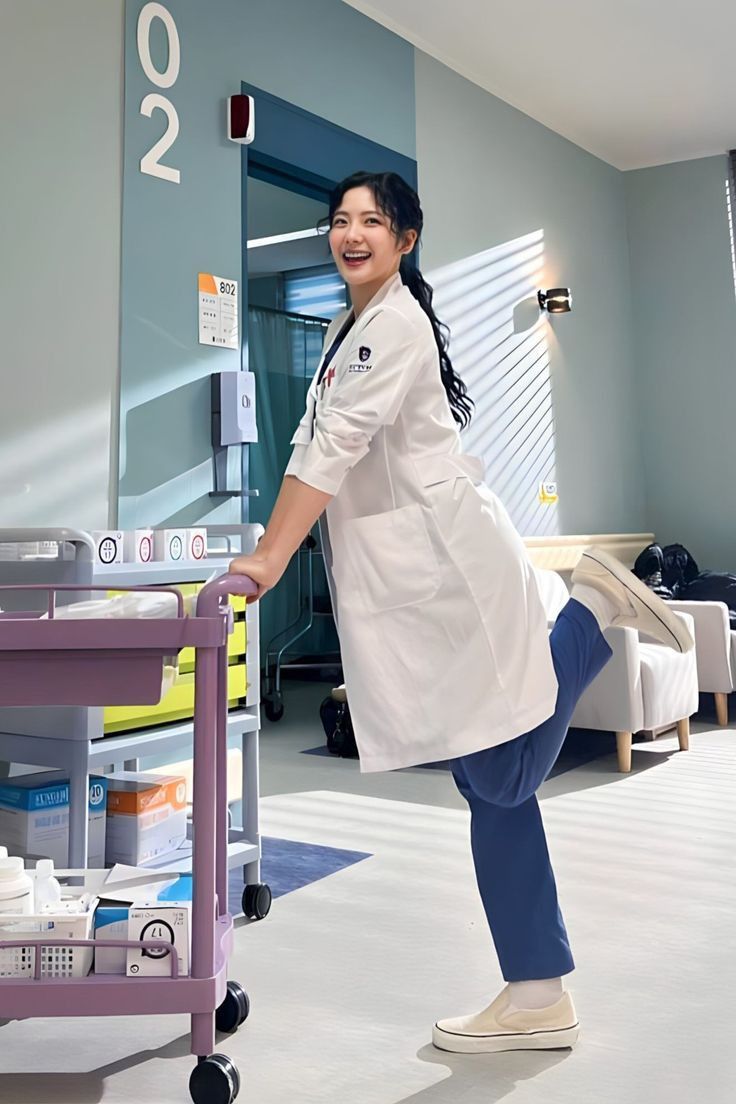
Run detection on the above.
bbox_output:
[667,600,732,693]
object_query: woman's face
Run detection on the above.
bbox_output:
[328,186,416,292]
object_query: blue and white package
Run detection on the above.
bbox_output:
[0,772,108,867]
[94,873,192,975]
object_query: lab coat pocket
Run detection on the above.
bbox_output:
[341,504,441,613]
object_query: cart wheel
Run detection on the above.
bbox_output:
[189,1053,240,1104]
[242,882,272,921]
[216,980,251,1033]
[264,692,284,722]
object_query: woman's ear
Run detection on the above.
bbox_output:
[401,229,418,255]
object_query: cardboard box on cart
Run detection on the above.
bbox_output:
[105,772,187,866]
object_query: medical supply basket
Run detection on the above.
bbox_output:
[0,573,256,1104]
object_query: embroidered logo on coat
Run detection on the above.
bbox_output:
[359,346,371,361]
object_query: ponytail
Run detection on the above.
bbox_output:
[400,257,474,430]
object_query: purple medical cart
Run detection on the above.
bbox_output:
[0,573,257,1104]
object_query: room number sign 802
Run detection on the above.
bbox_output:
[137,2,181,184]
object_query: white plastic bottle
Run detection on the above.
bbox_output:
[0,856,35,915]
[34,859,62,912]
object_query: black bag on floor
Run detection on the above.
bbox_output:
[319,694,359,758]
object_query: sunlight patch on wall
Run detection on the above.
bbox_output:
[429,231,559,536]
[0,402,110,528]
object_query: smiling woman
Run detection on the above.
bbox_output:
[229,167,693,1057]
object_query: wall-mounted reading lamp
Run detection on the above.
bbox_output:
[538,288,572,314]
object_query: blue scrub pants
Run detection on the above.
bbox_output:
[450,598,612,982]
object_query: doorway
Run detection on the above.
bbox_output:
[245,175,344,697]
[240,84,417,716]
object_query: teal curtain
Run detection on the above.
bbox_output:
[247,306,337,669]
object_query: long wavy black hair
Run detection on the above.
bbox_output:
[322,171,474,429]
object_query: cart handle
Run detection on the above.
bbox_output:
[196,572,258,617]
[0,582,185,619]
[0,937,179,980]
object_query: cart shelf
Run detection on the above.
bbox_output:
[0,573,259,1104]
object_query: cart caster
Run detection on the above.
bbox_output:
[216,980,250,1033]
[264,691,284,722]
[189,1053,240,1104]
[242,882,272,921]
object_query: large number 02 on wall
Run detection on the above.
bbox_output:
[137,2,181,184]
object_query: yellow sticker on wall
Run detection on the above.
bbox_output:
[539,481,559,505]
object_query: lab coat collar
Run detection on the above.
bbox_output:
[353,271,404,320]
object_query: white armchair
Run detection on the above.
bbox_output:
[534,568,698,773]
[667,600,733,725]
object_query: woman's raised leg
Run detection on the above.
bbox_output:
[455,598,612,808]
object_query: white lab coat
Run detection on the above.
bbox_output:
[285,272,558,772]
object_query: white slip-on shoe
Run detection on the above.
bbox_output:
[432,986,580,1054]
[571,546,694,653]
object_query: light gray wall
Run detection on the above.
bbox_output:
[415,53,646,537]
[625,155,736,570]
[0,0,123,528]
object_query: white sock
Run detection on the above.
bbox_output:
[570,582,619,632]
[507,977,564,1011]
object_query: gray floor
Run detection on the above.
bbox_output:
[1,680,735,1103]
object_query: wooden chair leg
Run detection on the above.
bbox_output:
[616,731,632,773]
[715,692,728,727]
[677,717,690,751]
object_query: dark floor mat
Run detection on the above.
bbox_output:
[228,835,372,911]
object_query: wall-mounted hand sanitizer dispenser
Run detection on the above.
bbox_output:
[212,371,258,445]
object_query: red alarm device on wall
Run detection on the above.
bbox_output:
[228,94,255,144]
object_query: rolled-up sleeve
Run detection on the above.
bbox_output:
[288,306,423,496]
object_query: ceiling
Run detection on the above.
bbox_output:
[343,0,736,171]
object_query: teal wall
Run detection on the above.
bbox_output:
[119,0,415,528]
[625,155,736,570]
[0,0,124,528]
[415,53,646,537]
